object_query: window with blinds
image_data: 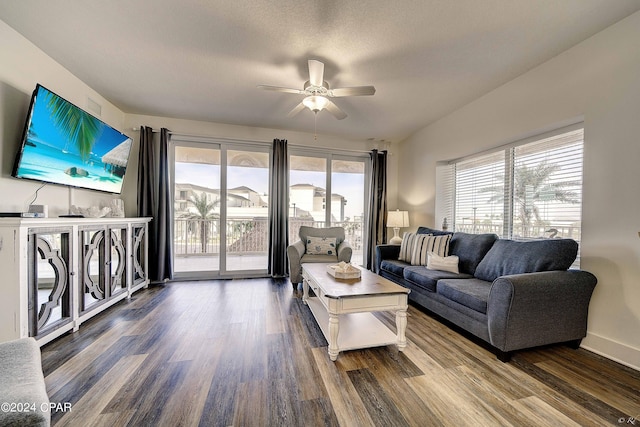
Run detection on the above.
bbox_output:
[454,150,506,236]
[437,125,584,249]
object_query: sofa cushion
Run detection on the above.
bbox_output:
[380,259,408,277]
[449,232,498,275]
[474,238,578,282]
[410,234,452,265]
[437,278,492,314]
[300,253,339,263]
[404,267,472,292]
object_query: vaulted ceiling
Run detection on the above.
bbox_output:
[2,0,639,143]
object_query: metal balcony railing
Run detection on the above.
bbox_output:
[173,218,365,256]
[453,222,581,241]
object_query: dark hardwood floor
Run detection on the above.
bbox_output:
[41,278,640,426]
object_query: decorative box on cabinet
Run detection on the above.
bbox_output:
[0,217,151,346]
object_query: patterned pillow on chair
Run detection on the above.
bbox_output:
[306,236,337,255]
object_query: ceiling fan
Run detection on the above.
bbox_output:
[257,59,376,120]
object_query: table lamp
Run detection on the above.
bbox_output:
[387,210,409,245]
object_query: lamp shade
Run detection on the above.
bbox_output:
[387,210,409,228]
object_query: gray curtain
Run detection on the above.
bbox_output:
[366,149,387,270]
[268,138,289,278]
[137,126,174,283]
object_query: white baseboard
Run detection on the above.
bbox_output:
[581,332,640,372]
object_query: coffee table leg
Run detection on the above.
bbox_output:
[396,309,407,352]
[302,277,309,305]
[328,313,340,361]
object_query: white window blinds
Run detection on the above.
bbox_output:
[441,125,584,248]
[512,129,583,241]
[454,150,506,236]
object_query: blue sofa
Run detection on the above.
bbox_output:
[375,227,597,361]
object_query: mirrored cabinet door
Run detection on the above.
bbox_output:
[132,224,147,286]
[110,227,127,297]
[80,228,107,312]
[80,225,129,313]
[28,229,72,338]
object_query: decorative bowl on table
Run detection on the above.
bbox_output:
[326,262,361,279]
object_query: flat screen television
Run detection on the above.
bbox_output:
[12,84,132,194]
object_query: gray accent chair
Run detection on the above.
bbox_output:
[287,226,353,289]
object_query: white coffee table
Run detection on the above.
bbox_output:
[301,263,410,361]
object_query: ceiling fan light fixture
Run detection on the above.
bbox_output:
[303,95,329,112]
[259,59,374,121]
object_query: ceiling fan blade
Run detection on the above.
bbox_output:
[324,100,347,120]
[308,60,325,87]
[329,86,376,97]
[257,85,304,95]
[287,102,306,118]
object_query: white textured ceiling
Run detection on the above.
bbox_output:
[1,0,639,143]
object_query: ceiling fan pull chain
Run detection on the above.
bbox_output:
[314,112,318,140]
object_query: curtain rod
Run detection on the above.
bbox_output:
[132,126,377,155]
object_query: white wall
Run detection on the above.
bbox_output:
[398,11,640,370]
[0,20,128,216]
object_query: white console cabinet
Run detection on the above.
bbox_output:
[0,217,150,346]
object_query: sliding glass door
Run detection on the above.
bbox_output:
[289,151,368,266]
[171,140,369,277]
[173,144,221,274]
[331,158,366,265]
[225,149,270,272]
[171,140,270,278]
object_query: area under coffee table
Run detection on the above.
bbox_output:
[301,263,410,361]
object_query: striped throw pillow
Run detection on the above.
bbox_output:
[410,234,452,266]
[398,232,418,262]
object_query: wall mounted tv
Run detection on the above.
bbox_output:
[12,84,132,194]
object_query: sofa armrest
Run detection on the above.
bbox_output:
[0,338,50,427]
[487,270,597,352]
[374,244,401,273]
[287,240,307,284]
[337,240,353,263]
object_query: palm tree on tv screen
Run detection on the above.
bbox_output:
[45,91,101,161]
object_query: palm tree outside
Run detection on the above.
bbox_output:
[480,161,579,238]
[181,192,220,253]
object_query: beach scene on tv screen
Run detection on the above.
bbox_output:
[15,86,131,193]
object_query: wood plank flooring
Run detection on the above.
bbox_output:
[41,278,640,426]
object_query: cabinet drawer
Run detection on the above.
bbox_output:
[341,294,403,311]
[303,275,329,308]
